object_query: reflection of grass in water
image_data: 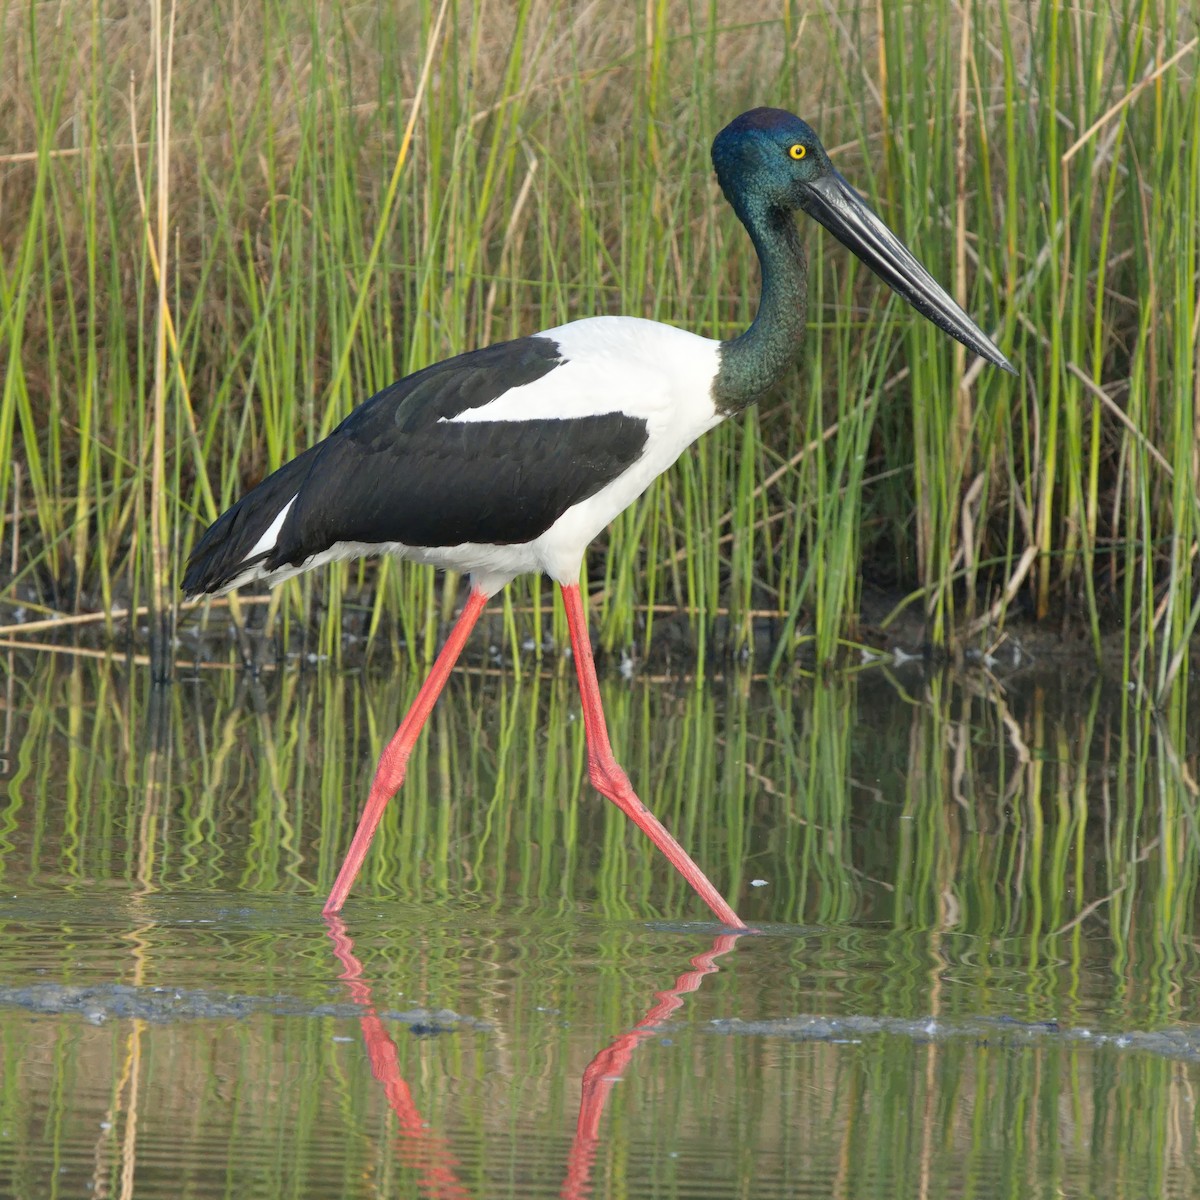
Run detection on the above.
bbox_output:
[1,652,1200,1194]
[0,650,1196,953]
[0,3,1197,687]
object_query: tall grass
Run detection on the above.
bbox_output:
[0,1,1197,684]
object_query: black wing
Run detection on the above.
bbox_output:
[182,336,649,596]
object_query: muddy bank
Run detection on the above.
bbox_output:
[1,574,1192,686]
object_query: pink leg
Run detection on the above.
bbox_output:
[323,588,489,914]
[560,583,746,929]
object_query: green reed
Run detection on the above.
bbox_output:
[1,1,1197,688]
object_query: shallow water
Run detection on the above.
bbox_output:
[2,647,1198,1198]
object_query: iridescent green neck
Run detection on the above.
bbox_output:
[712,200,808,415]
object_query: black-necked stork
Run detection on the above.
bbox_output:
[184,108,1015,929]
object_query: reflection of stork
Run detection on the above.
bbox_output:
[325,916,470,1200]
[560,934,743,1199]
[324,915,743,1199]
[189,109,1013,926]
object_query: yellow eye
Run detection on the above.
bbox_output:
[788,143,807,160]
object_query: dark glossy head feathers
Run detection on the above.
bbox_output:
[710,107,1017,374]
[710,108,831,215]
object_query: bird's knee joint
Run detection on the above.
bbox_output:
[588,756,630,796]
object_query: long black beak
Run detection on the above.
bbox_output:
[800,170,1017,374]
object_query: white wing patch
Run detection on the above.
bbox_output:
[242,495,297,563]
[440,316,722,429]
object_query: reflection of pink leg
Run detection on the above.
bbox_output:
[325,915,470,1200]
[561,933,744,1199]
[324,589,489,914]
[560,583,746,928]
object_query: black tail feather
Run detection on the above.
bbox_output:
[182,445,322,597]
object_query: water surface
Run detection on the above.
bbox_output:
[2,648,1198,1198]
